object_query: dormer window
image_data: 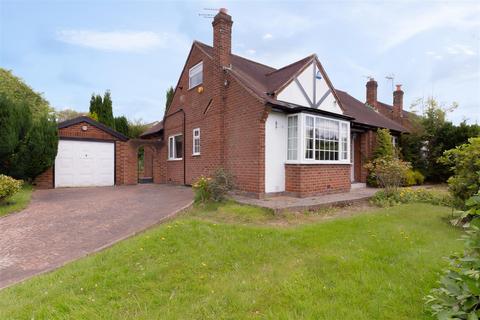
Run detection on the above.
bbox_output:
[189,61,203,89]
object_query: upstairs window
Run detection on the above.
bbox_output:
[189,61,203,89]
[168,134,183,160]
[193,128,201,155]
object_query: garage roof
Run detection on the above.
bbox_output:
[58,116,129,141]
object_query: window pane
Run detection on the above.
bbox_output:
[287,116,298,160]
[175,135,183,159]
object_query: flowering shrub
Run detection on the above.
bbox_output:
[371,187,454,208]
[0,174,22,202]
[425,226,480,319]
[192,168,234,203]
[365,156,411,195]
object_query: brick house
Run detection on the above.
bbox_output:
[140,9,411,198]
[37,9,411,197]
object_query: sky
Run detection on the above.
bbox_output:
[1,0,479,124]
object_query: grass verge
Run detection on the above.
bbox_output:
[0,184,33,217]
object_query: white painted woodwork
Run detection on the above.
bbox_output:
[265,112,287,193]
[55,140,114,187]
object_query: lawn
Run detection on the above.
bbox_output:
[0,202,463,319]
[0,184,33,217]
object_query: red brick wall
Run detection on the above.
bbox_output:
[285,164,351,197]
[358,130,376,182]
[34,167,53,189]
[224,73,267,194]
[58,122,117,140]
[162,44,223,186]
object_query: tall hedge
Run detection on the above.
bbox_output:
[0,70,58,181]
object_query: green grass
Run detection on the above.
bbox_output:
[0,184,33,217]
[0,203,463,319]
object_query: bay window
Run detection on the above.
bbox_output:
[287,113,350,164]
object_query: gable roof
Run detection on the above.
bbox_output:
[151,40,408,136]
[140,121,163,138]
[335,90,407,132]
[58,116,129,141]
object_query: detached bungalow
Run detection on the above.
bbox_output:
[37,9,412,198]
[142,9,411,198]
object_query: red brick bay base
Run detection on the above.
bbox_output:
[285,164,351,197]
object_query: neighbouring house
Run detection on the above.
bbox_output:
[36,8,412,198]
[141,8,411,197]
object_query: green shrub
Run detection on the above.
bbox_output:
[405,169,417,186]
[404,169,425,186]
[425,226,480,319]
[374,128,395,158]
[193,168,234,203]
[451,191,480,227]
[0,174,22,202]
[414,170,425,185]
[365,156,411,195]
[439,137,480,204]
[371,188,454,208]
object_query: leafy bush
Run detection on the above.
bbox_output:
[374,128,395,159]
[414,170,425,185]
[193,168,234,203]
[425,226,480,319]
[439,137,480,204]
[451,191,480,227]
[404,169,425,186]
[0,174,22,202]
[365,157,411,195]
[371,188,454,208]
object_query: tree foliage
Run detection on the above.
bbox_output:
[114,116,129,137]
[400,97,480,182]
[128,119,148,138]
[374,128,395,158]
[0,68,53,119]
[55,108,86,122]
[89,91,115,128]
[166,86,174,110]
[0,70,58,181]
[439,137,480,204]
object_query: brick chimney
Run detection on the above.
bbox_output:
[393,84,404,119]
[366,78,378,110]
[212,8,232,68]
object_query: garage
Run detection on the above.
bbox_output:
[55,140,115,187]
[33,116,131,189]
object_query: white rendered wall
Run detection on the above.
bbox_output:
[265,111,287,193]
[276,61,343,115]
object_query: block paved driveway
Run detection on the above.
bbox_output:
[0,184,193,290]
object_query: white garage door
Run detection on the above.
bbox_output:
[55,140,115,188]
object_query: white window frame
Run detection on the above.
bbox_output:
[287,115,299,161]
[192,128,201,156]
[189,61,203,89]
[168,134,183,161]
[286,113,350,165]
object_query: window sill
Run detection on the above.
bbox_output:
[285,160,351,165]
[168,158,183,161]
[188,83,203,91]
[192,153,201,157]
